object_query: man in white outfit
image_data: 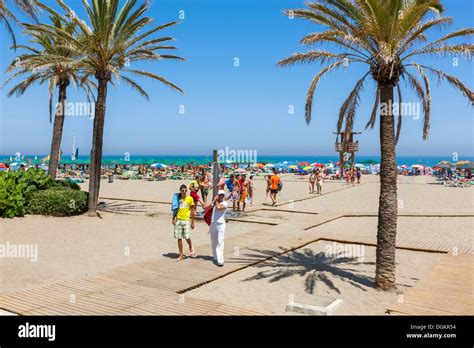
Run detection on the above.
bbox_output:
[205,189,228,267]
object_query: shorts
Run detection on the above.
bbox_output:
[270,189,278,194]
[174,219,191,239]
[240,191,247,203]
[190,190,200,203]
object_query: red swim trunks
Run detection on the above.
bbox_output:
[190,190,200,203]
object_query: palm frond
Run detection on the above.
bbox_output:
[409,63,431,140]
[337,73,369,141]
[305,60,347,125]
[365,85,379,129]
[123,69,183,93]
[278,50,351,67]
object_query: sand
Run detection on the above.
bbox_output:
[186,242,442,315]
[1,174,472,314]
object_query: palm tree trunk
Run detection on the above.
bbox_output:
[87,78,108,216]
[47,83,67,179]
[375,83,398,291]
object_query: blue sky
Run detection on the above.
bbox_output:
[0,0,473,157]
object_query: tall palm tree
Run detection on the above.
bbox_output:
[0,0,38,46]
[5,14,96,179]
[27,0,184,214]
[279,0,473,290]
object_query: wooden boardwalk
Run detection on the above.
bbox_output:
[1,202,472,315]
[387,253,474,315]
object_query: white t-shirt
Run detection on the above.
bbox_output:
[211,201,228,223]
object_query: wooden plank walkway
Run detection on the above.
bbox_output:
[387,254,474,315]
[1,206,472,316]
[0,212,344,316]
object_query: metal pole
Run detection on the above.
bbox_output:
[212,149,219,198]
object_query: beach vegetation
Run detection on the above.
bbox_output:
[27,188,88,216]
[0,0,38,47]
[0,169,85,217]
[26,0,185,215]
[6,13,96,180]
[279,0,473,290]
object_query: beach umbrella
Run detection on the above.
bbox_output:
[288,165,298,169]
[234,168,247,173]
[455,161,474,169]
[299,161,310,166]
[435,161,454,168]
[354,163,365,169]
[399,164,409,169]
[311,163,325,167]
[150,163,168,169]
[325,163,334,168]
[0,163,7,168]
[411,164,425,169]
[265,163,275,168]
[303,166,312,171]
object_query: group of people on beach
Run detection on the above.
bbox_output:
[308,169,324,194]
[264,169,282,206]
[345,167,362,185]
[171,182,228,266]
[170,168,284,266]
[220,173,254,212]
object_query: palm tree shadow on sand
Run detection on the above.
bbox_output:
[233,247,377,294]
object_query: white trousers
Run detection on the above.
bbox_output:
[210,222,226,264]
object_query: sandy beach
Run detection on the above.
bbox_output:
[1,174,472,314]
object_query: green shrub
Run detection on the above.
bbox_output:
[27,188,88,216]
[0,169,84,217]
[0,176,28,218]
[0,169,54,218]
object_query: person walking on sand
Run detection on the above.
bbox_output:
[188,174,205,210]
[225,173,240,211]
[199,168,211,203]
[248,175,254,205]
[356,167,362,184]
[172,184,196,262]
[264,174,271,196]
[204,190,228,267]
[269,168,280,206]
[237,174,249,212]
[309,170,316,194]
[316,169,323,194]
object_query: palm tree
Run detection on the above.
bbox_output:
[27,0,184,215]
[279,0,473,290]
[5,14,96,179]
[0,0,38,46]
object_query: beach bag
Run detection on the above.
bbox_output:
[278,180,283,192]
[204,206,213,226]
[171,193,180,217]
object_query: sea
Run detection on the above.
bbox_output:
[2,155,472,167]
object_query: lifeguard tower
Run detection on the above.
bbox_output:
[334,131,361,176]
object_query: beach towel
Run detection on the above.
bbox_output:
[171,193,180,216]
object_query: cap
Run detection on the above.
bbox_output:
[218,190,226,195]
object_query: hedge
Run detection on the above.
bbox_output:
[0,169,85,218]
[27,188,88,216]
